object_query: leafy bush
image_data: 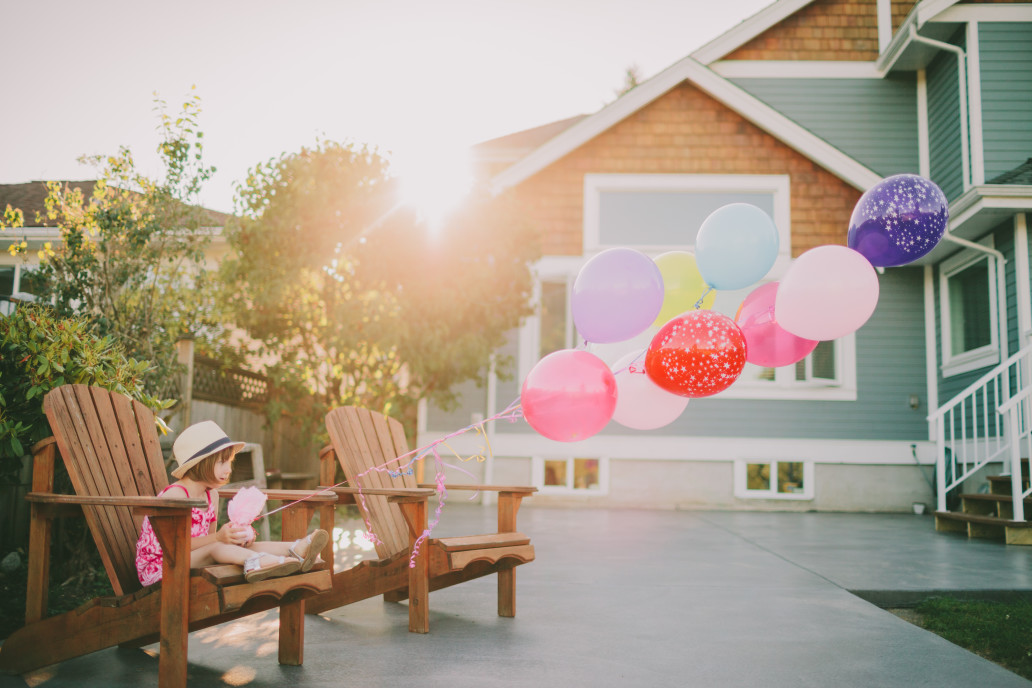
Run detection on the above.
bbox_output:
[0,303,172,484]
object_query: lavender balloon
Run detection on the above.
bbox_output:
[572,248,664,344]
[847,174,948,267]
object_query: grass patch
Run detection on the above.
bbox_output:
[912,598,1032,680]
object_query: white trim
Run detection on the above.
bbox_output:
[490,58,882,195]
[939,237,1000,377]
[932,4,1032,23]
[948,186,1032,229]
[917,69,930,178]
[440,434,937,465]
[916,0,962,27]
[734,459,815,500]
[710,61,883,79]
[878,0,893,53]
[1016,213,1031,352]
[691,0,818,65]
[581,173,792,255]
[966,22,985,186]
[923,265,938,442]
[715,336,857,401]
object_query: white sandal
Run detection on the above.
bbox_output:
[289,529,329,572]
[243,554,301,583]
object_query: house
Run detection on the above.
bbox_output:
[418,0,1032,515]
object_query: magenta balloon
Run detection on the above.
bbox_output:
[572,248,664,344]
[735,282,818,367]
[774,246,880,340]
[611,349,689,430]
[521,349,617,442]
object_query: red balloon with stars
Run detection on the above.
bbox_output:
[645,310,747,398]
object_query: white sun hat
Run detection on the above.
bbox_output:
[171,420,246,478]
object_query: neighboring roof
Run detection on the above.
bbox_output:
[490,56,882,194]
[473,115,588,157]
[988,158,1032,186]
[0,181,231,227]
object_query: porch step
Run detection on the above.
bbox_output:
[934,510,1032,545]
[988,474,1031,495]
[960,492,1032,520]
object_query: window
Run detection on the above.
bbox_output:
[0,263,43,316]
[535,456,606,494]
[539,279,572,359]
[735,460,814,500]
[939,240,998,377]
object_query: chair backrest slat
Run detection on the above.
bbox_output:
[326,407,414,558]
[43,385,166,596]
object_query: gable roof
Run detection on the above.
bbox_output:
[988,158,1032,186]
[473,115,588,163]
[690,0,818,65]
[490,55,883,195]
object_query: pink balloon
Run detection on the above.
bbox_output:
[611,350,689,430]
[774,245,880,340]
[735,282,818,367]
[521,349,617,442]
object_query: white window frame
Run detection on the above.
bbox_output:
[734,459,815,500]
[583,173,792,268]
[939,237,999,377]
[531,455,609,496]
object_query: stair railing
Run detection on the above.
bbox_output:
[928,343,1032,514]
[996,385,1032,521]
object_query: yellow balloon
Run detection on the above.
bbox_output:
[652,251,715,326]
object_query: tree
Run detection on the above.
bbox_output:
[219,140,540,433]
[614,64,644,98]
[1,90,219,394]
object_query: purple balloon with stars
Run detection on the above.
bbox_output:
[847,174,949,267]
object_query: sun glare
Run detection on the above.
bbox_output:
[394,148,473,232]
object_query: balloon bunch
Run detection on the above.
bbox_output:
[521,174,948,443]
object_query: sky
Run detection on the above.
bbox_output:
[0,0,773,215]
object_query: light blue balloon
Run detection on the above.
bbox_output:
[695,203,779,291]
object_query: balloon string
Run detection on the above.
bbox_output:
[694,286,714,310]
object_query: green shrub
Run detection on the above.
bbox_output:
[0,303,172,484]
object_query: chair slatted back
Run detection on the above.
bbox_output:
[325,407,415,559]
[43,385,169,596]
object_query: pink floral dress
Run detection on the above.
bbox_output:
[135,484,217,586]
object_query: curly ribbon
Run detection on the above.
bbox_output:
[694,286,714,310]
[264,398,525,568]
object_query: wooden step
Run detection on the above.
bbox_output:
[935,510,1032,545]
[960,492,1032,519]
[988,474,1031,495]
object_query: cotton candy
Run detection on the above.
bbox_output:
[227,485,267,526]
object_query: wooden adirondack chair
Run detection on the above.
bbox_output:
[305,406,536,633]
[0,385,334,688]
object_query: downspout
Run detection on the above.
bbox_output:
[908,25,971,191]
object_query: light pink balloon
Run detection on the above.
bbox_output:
[735,282,818,367]
[611,350,689,430]
[521,349,617,442]
[774,245,880,340]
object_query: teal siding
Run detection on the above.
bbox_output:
[979,22,1032,181]
[730,75,919,177]
[927,29,966,202]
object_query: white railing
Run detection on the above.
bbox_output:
[928,343,1032,514]
[996,386,1032,521]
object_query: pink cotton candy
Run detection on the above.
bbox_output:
[227,486,267,526]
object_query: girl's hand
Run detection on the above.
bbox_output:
[216,523,252,546]
[243,525,257,547]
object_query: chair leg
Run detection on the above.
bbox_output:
[151,514,192,688]
[278,506,313,664]
[498,567,516,617]
[399,500,430,633]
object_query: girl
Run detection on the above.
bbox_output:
[136,420,329,585]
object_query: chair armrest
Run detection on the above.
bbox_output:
[416,484,537,494]
[25,491,205,510]
[317,485,436,499]
[217,488,338,503]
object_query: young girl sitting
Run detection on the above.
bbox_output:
[136,420,330,585]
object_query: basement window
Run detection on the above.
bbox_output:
[734,460,814,500]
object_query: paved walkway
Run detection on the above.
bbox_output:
[3,506,1032,687]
